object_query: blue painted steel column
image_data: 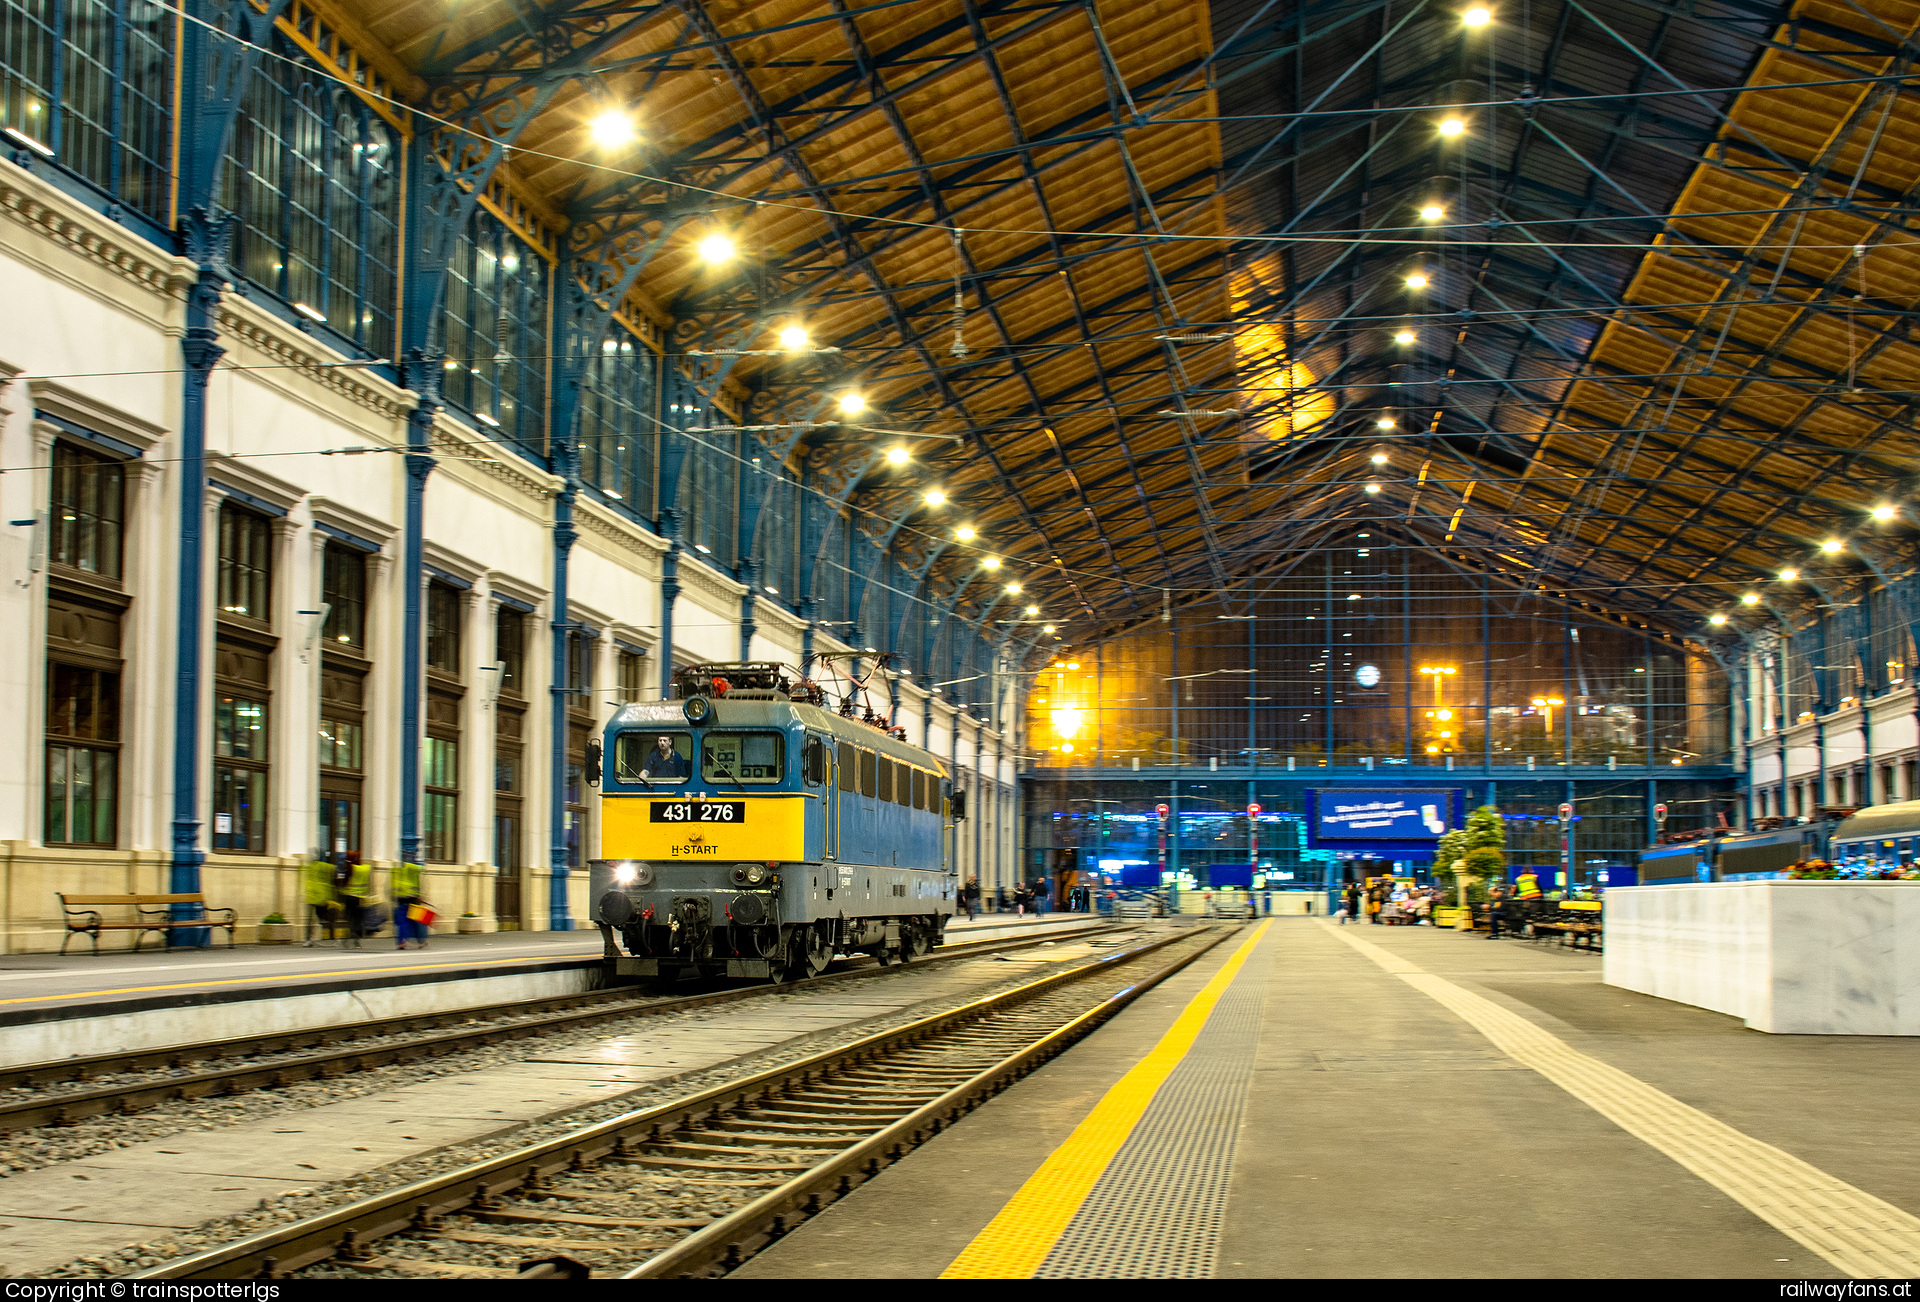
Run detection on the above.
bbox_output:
[658,516,681,699]
[738,558,758,661]
[170,214,231,905]
[547,483,577,931]
[397,398,435,868]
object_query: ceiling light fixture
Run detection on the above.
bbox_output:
[1376,417,1396,430]
[1741,593,1760,605]
[777,325,809,350]
[1364,484,1381,494]
[885,446,909,465]
[1006,582,1022,594]
[1872,505,1896,521]
[696,233,736,264]
[589,109,637,148]
[837,391,867,416]
[1439,117,1466,137]
[956,525,976,541]
[1419,203,1444,220]
[1405,272,1429,288]
[1779,568,1799,581]
[924,489,946,506]
[1822,538,1844,554]
[1463,6,1492,26]
[1394,330,1415,344]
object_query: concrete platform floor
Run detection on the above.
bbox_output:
[742,917,1920,1279]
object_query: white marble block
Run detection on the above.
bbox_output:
[1603,881,1920,1035]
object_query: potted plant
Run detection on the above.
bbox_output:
[457,911,488,934]
[257,911,297,944]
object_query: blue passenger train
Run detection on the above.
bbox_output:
[588,663,962,981]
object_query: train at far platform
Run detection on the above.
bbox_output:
[588,662,964,982]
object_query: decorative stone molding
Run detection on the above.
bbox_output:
[0,162,194,301]
[206,450,307,515]
[308,495,396,551]
[485,568,547,612]
[576,500,666,563]
[676,552,745,607]
[430,415,561,502]
[422,541,486,588]
[216,296,412,421]
[26,380,167,453]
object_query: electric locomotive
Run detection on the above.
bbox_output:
[588,662,962,981]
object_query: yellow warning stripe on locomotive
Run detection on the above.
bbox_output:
[601,794,807,862]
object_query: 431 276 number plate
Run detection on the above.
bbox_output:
[649,801,747,823]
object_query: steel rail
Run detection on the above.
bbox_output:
[0,922,1117,1134]
[128,925,1223,1280]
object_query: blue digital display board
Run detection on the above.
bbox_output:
[1312,790,1456,841]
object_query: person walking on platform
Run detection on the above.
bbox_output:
[1341,882,1361,923]
[962,878,979,920]
[1514,869,1543,903]
[392,860,429,950]
[303,853,338,947]
[1367,880,1386,924]
[332,852,373,947]
[1013,883,1029,916]
[1486,880,1511,939]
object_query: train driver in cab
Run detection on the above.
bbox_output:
[640,734,691,783]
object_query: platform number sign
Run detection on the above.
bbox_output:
[1155,803,1170,823]
[1653,801,1669,827]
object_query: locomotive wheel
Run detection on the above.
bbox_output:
[804,923,834,976]
[898,923,930,962]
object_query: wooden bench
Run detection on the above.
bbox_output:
[58,893,238,955]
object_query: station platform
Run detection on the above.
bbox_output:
[0,912,1099,1064]
[741,917,1920,1280]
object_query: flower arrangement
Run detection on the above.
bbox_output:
[1787,859,1920,880]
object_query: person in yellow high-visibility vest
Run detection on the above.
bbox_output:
[393,860,428,951]
[302,856,338,946]
[332,853,375,947]
[1514,870,1543,901]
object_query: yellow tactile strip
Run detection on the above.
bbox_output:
[1322,923,1920,1279]
[939,922,1273,1279]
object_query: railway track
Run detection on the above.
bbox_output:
[128,923,1233,1281]
[0,922,1117,1135]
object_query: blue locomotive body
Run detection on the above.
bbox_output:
[587,663,959,980]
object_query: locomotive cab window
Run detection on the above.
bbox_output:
[702,732,784,783]
[616,731,692,784]
[803,736,827,786]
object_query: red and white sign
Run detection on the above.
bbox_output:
[1247,803,1262,816]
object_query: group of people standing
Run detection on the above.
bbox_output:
[1339,878,1440,925]
[301,853,433,949]
[958,878,1059,919]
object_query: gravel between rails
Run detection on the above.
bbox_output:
[34,931,1167,1277]
[0,927,1115,1180]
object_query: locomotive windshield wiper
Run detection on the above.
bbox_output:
[708,765,750,794]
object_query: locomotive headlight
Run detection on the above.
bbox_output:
[613,862,637,885]
[745,864,766,885]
